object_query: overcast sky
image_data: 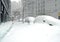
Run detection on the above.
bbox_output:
[11,0,21,2]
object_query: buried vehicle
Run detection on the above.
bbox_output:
[24,17,35,24]
[34,15,60,26]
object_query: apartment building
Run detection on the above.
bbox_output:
[22,0,60,19]
[22,0,45,17]
[45,0,60,19]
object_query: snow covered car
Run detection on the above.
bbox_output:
[24,17,35,24]
[34,15,60,26]
[34,15,45,23]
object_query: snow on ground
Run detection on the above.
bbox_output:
[0,21,13,40]
[0,22,60,42]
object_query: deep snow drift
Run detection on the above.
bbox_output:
[1,22,60,42]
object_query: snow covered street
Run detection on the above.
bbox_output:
[0,21,60,42]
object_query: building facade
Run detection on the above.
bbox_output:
[22,0,45,18]
[22,0,60,19]
[0,0,11,23]
[45,0,60,19]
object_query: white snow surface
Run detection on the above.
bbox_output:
[0,21,60,42]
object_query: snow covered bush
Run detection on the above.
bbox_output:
[24,17,35,24]
[34,15,60,26]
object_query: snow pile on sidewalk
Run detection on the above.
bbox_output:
[0,21,13,40]
[1,22,60,42]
